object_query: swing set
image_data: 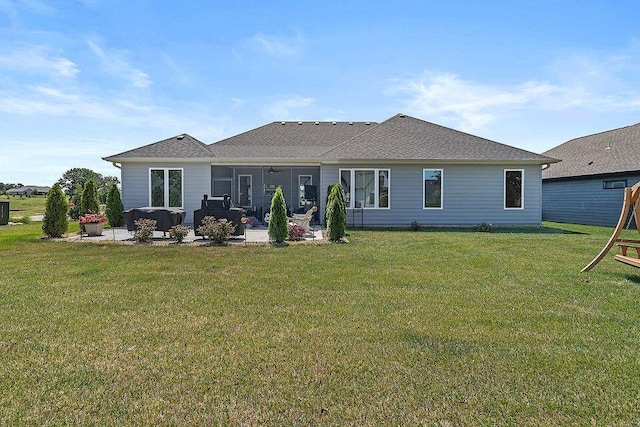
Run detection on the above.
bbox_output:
[582,181,640,271]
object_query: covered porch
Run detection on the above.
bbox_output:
[210,165,321,221]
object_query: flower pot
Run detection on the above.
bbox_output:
[84,223,104,236]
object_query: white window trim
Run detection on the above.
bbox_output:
[504,169,524,210]
[298,175,312,207]
[339,168,391,210]
[238,174,252,206]
[423,168,444,210]
[149,167,184,208]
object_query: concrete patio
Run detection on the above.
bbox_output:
[65,225,324,244]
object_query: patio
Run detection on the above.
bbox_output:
[65,225,324,244]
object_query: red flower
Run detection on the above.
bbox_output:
[79,213,107,224]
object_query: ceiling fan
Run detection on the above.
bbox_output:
[267,166,284,174]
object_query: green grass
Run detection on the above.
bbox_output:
[1,222,640,425]
[1,194,47,218]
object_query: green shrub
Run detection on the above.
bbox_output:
[169,224,191,243]
[80,179,100,216]
[42,183,68,238]
[105,184,125,227]
[326,183,347,241]
[268,187,288,243]
[197,216,235,244]
[475,222,493,232]
[133,218,156,244]
[409,221,422,231]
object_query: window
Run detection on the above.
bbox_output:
[339,168,390,209]
[150,168,183,208]
[423,169,443,209]
[504,169,523,209]
[238,175,252,206]
[298,175,312,207]
[603,179,626,189]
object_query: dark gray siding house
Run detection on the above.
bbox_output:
[542,123,640,227]
[104,113,557,227]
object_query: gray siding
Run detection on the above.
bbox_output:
[121,163,210,224]
[320,164,543,227]
[542,174,640,226]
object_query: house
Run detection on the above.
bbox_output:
[6,186,50,196]
[542,123,640,227]
[103,113,557,227]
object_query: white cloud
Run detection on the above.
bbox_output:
[263,94,315,119]
[247,31,302,57]
[0,45,79,77]
[388,72,557,131]
[87,39,152,89]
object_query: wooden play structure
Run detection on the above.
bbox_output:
[582,181,640,271]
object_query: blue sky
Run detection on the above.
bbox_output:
[2,0,640,185]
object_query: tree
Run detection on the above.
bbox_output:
[326,183,347,241]
[80,179,100,216]
[105,184,125,227]
[268,187,288,243]
[58,168,120,217]
[42,183,68,237]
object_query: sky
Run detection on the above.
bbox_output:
[2,0,640,185]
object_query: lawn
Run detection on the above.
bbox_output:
[1,195,47,219]
[1,222,639,425]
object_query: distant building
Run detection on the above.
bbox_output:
[542,123,640,226]
[6,185,51,196]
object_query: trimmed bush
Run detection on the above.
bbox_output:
[197,216,235,244]
[80,179,100,216]
[268,187,288,243]
[133,218,156,244]
[105,184,125,227]
[169,224,191,243]
[326,183,347,241]
[42,183,69,238]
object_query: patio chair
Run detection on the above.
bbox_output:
[289,206,317,235]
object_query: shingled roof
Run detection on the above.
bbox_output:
[322,114,557,163]
[542,122,640,180]
[104,114,556,164]
[104,134,212,161]
[208,121,376,158]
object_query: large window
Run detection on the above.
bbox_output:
[238,175,252,206]
[504,169,523,209]
[423,169,443,209]
[150,168,183,208]
[339,169,390,209]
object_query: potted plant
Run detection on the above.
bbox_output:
[79,213,107,236]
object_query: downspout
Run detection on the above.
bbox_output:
[111,162,121,169]
[542,163,550,171]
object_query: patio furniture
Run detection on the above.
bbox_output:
[123,207,186,233]
[194,195,245,236]
[289,206,317,235]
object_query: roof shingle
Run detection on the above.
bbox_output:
[323,114,557,162]
[542,122,640,180]
[104,134,212,160]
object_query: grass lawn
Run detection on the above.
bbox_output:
[1,195,47,219]
[1,222,639,425]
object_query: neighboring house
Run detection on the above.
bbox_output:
[6,186,50,196]
[542,123,640,227]
[103,113,557,227]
